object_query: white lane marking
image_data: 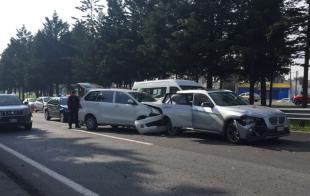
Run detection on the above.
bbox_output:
[0,144,99,196]
[73,129,153,146]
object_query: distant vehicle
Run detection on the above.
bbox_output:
[239,92,261,102]
[34,97,51,112]
[23,98,36,111]
[136,90,289,143]
[292,95,310,105]
[132,79,204,99]
[276,98,291,103]
[0,94,32,130]
[79,89,162,131]
[44,97,69,122]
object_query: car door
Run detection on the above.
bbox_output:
[192,93,220,132]
[95,90,115,124]
[82,91,100,121]
[113,91,139,125]
[50,99,59,117]
[161,93,193,128]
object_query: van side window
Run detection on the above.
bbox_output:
[97,91,114,103]
[169,87,180,94]
[141,87,166,98]
[194,94,211,107]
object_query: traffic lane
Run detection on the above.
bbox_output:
[0,115,309,195]
[0,125,235,195]
[34,113,310,174]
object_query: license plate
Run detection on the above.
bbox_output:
[276,126,285,131]
[10,119,18,123]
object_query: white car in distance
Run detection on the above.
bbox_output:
[79,89,162,131]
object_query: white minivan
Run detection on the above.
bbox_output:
[132,79,204,99]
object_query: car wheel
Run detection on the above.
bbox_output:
[85,115,97,131]
[45,110,51,120]
[25,123,32,131]
[225,121,242,144]
[166,119,180,136]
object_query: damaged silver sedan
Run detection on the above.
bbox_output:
[135,90,290,143]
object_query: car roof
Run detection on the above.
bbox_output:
[88,88,138,93]
[177,89,232,94]
[133,79,201,87]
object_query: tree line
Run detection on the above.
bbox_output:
[0,0,309,107]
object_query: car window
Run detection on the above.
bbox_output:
[194,94,211,106]
[0,96,22,106]
[60,98,68,105]
[97,91,114,103]
[167,93,193,105]
[180,86,204,90]
[85,91,100,101]
[169,87,180,94]
[115,92,132,104]
[141,87,166,98]
[209,92,248,106]
[43,97,50,102]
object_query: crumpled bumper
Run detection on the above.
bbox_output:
[135,115,166,134]
[235,120,290,140]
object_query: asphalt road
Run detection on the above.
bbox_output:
[0,113,309,196]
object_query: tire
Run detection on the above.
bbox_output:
[166,119,180,136]
[25,123,32,131]
[225,121,242,144]
[45,110,50,120]
[85,115,97,131]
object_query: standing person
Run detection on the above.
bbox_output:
[67,90,80,129]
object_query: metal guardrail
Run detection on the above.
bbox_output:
[279,108,310,121]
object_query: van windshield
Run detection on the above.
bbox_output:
[129,92,157,102]
[180,86,204,90]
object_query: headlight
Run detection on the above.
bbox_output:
[238,116,256,126]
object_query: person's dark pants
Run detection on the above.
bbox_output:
[69,110,79,128]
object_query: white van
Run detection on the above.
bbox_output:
[132,79,204,99]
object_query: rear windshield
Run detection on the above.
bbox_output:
[180,86,204,90]
[0,96,22,106]
[129,92,157,102]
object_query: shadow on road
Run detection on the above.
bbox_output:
[0,127,231,196]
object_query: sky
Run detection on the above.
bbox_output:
[0,0,307,79]
[0,0,84,52]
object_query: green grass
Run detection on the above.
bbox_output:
[289,120,310,132]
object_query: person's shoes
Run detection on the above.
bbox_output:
[68,126,72,129]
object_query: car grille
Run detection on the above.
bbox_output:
[269,116,286,125]
[0,110,23,117]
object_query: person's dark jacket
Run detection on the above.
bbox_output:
[68,95,80,111]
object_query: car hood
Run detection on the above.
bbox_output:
[0,105,28,111]
[219,105,284,118]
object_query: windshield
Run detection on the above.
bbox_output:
[180,85,204,90]
[129,92,157,102]
[208,92,248,106]
[43,97,50,102]
[60,97,68,105]
[0,95,23,106]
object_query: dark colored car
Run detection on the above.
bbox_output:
[44,97,69,122]
[292,95,310,105]
[0,94,32,130]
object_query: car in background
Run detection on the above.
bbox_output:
[136,90,289,143]
[276,98,291,103]
[292,95,310,105]
[0,94,32,130]
[34,96,51,112]
[44,97,69,122]
[23,98,37,111]
[79,89,162,131]
[239,92,261,102]
[132,79,204,100]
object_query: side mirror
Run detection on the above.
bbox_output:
[128,99,136,105]
[201,102,214,108]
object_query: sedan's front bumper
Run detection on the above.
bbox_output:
[135,115,166,134]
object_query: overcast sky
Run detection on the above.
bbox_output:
[0,0,307,79]
[0,0,85,52]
